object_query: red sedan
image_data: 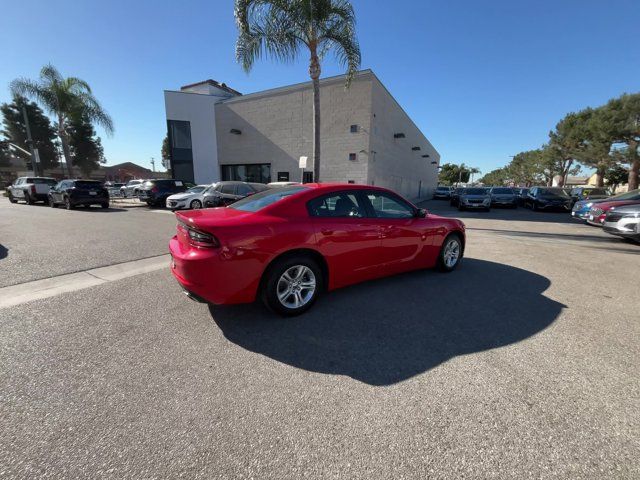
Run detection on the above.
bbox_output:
[169,184,466,315]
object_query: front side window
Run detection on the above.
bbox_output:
[366,192,415,219]
[308,192,366,218]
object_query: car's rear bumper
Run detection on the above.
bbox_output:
[70,195,108,205]
[169,236,261,305]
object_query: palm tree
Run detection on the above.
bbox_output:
[235,0,361,182]
[10,64,113,176]
[468,167,481,184]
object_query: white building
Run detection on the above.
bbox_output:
[164,70,440,200]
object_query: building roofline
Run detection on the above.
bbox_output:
[180,79,242,96]
[220,69,375,104]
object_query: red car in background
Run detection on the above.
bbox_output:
[169,184,466,316]
[586,193,640,226]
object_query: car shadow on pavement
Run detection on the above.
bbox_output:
[210,259,564,386]
[0,244,7,260]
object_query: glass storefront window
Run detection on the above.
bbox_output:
[221,164,271,183]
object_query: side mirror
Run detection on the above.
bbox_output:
[416,208,427,218]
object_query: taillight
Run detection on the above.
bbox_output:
[151,186,159,193]
[178,221,219,248]
[31,185,36,194]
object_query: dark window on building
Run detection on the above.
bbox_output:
[348,153,357,161]
[277,171,290,181]
[167,120,194,183]
[303,172,314,183]
[220,164,271,183]
[350,124,358,133]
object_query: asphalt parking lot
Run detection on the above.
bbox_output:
[1,196,638,479]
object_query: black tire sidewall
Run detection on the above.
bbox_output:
[263,256,322,316]
[438,234,463,272]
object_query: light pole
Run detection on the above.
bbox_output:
[150,157,156,173]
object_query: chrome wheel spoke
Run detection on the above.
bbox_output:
[276,265,317,309]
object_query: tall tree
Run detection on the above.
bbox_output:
[161,135,171,172]
[548,111,590,186]
[604,164,629,192]
[67,115,106,177]
[10,64,113,177]
[0,95,59,170]
[479,167,510,186]
[604,93,640,190]
[573,106,618,187]
[439,163,470,185]
[235,0,361,182]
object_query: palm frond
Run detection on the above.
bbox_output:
[40,64,63,85]
[74,91,114,135]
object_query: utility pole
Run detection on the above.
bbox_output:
[22,106,39,176]
[150,157,156,172]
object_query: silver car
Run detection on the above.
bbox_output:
[489,187,518,208]
[458,187,491,211]
[165,184,213,210]
[120,179,145,198]
[603,204,640,242]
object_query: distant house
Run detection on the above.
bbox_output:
[103,162,165,182]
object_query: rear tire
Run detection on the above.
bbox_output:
[49,197,56,208]
[101,203,109,209]
[458,203,464,211]
[64,197,73,210]
[190,199,202,209]
[262,256,322,316]
[438,234,463,272]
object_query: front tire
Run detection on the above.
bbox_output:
[190,199,202,209]
[8,192,17,203]
[101,203,109,209]
[25,192,34,205]
[49,197,57,208]
[262,256,322,316]
[438,234,463,272]
[64,197,74,210]
[458,203,464,211]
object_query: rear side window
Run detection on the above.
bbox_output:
[75,181,102,188]
[308,192,366,218]
[220,184,236,195]
[236,184,254,196]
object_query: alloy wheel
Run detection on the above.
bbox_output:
[443,238,461,268]
[276,265,317,309]
[191,200,202,209]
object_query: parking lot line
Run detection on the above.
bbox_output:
[0,254,170,309]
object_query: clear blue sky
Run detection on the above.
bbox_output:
[1,0,638,175]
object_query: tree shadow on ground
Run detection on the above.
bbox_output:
[210,259,564,386]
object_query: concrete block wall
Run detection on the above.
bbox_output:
[368,78,440,200]
[215,73,373,184]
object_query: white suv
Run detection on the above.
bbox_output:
[8,177,58,204]
[120,179,145,198]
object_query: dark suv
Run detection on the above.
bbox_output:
[202,181,269,207]
[48,179,109,209]
[137,179,188,207]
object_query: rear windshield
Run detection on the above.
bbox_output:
[436,186,450,191]
[75,181,102,188]
[230,186,309,212]
[539,188,569,197]
[464,188,487,195]
[30,178,57,185]
[584,189,608,195]
[492,188,513,194]
[609,189,640,201]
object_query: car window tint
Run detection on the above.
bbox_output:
[236,184,253,196]
[366,192,414,218]
[220,184,236,195]
[308,192,366,218]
